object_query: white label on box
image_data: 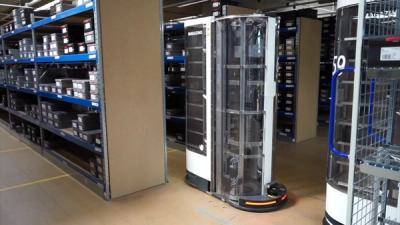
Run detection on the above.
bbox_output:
[50,43,57,49]
[78,84,82,89]
[67,90,72,95]
[90,84,96,91]
[63,37,69,44]
[85,23,91,30]
[87,35,93,41]
[380,47,400,61]
[69,47,74,52]
[78,118,82,122]
[73,83,77,88]
[89,74,96,81]
[88,45,96,52]
[56,82,61,87]
[62,28,67,33]
[64,49,69,54]
[79,46,85,52]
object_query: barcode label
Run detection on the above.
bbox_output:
[188,30,203,36]
[381,47,400,61]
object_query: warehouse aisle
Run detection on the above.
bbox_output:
[0,126,327,225]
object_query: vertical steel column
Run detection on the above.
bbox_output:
[346,0,366,224]
[215,20,223,196]
[31,12,43,154]
[262,17,277,191]
[93,0,111,200]
[238,18,246,195]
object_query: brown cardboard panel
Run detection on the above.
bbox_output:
[99,0,166,198]
[296,17,321,142]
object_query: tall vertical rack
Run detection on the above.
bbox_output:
[277,14,322,143]
[0,0,167,200]
[318,16,336,126]
[0,1,105,197]
[164,22,186,148]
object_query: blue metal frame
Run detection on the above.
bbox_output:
[278,55,297,62]
[280,26,297,33]
[165,55,186,63]
[164,23,184,31]
[38,91,100,109]
[7,85,37,95]
[328,67,355,159]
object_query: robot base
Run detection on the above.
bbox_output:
[228,182,288,213]
[323,212,344,225]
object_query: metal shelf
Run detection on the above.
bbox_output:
[41,122,101,155]
[38,91,100,109]
[278,55,297,62]
[2,58,35,64]
[278,84,295,90]
[359,147,400,182]
[7,84,37,95]
[35,53,97,63]
[0,104,8,112]
[1,2,94,39]
[278,111,295,119]
[44,148,104,187]
[165,115,186,121]
[8,109,40,126]
[166,86,185,91]
[164,23,184,31]
[165,55,186,63]
[280,26,297,33]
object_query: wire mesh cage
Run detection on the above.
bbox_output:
[348,1,400,224]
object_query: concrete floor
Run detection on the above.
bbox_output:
[0,126,328,225]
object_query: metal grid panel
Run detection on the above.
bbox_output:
[348,1,400,224]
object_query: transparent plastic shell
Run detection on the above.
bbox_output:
[215,16,269,200]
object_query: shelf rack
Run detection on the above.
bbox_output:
[318,16,336,126]
[0,1,105,196]
[164,22,186,147]
[276,14,321,143]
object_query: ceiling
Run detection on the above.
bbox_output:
[163,0,337,21]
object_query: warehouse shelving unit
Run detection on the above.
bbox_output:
[164,22,186,149]
[318,16,335,126]
[277,14,321,143]
[0,0,167,201]
[0,1,105,197]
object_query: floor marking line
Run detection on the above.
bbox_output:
[0,147,28,153]
[0,174,70,192]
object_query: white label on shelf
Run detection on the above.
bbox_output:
[89,54,96,59]
[167,56,173,60]
[30,58,34,62]
[92,102,99,107]
[86,2,93,7]
[11,31,14,34]
[14,59,17,62]
[380,47,400,61]
[55,56,60,60]
[28,25,31,28]
[51,15,56,20]
[57,95,62,99]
